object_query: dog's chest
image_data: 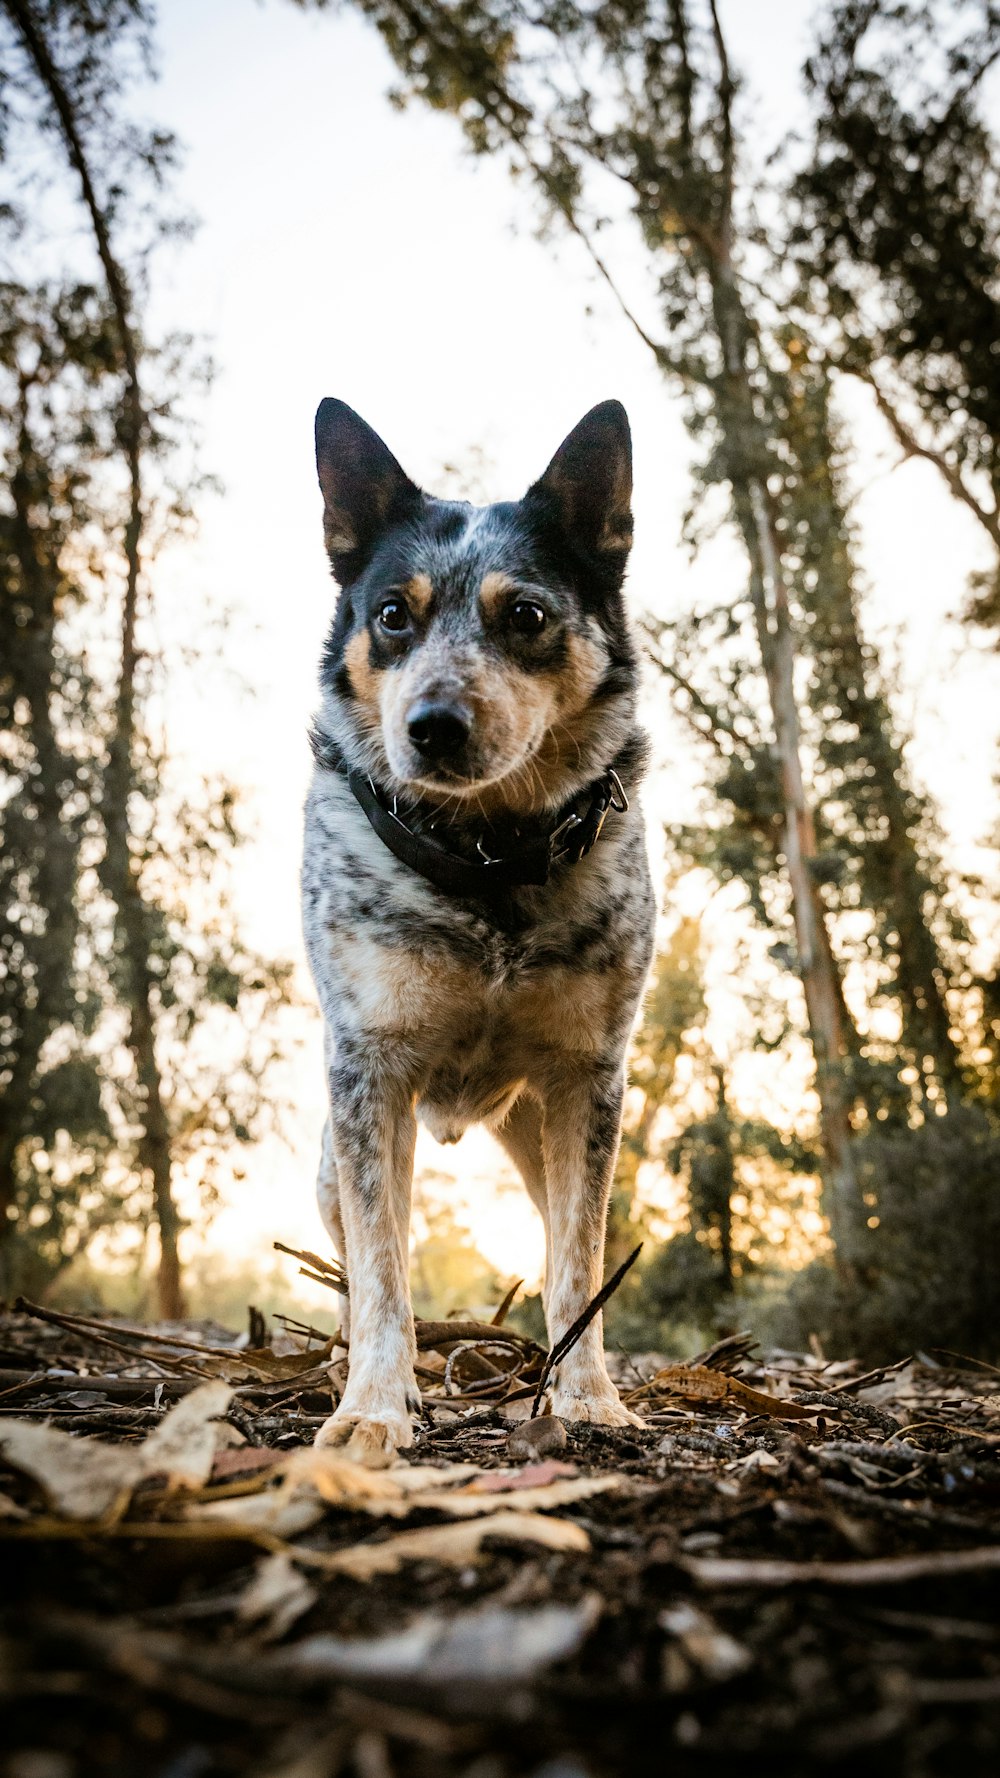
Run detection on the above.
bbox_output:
[302,770,652,1072]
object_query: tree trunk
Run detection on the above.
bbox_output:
[0,395,85,1296]
[713,1072,736,1292]
[707,268,862,1251]
[8,0,184,1315]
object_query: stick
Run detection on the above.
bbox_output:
[531,1245,643,1418]
[681,1546,1000,1589]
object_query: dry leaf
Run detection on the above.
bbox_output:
[647,1364,817,1421]
[192,1491,326,1538]
[278,1448,409,1509]
[469,1461,578,1493]
[323,1509,591,1577]
[379,1463,482,1493]
[238,1552,318,1640]
[727,1448,782,1475]
[262,1594,601,1684]
[141,1380,235,1490]
[211,1447,283,1481]
[0,1420,144,1520]
[0,1382,234,1520]
[659,1601,752,1682]
[407,1475,618,1518]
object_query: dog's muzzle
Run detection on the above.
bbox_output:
[406,697,473,766]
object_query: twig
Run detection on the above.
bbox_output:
[688,1331,758,1373]
[531,1245,643,1418]
[491,1280,523,1327]
[681,1546,1000,1589]
[273,1242,349,1298]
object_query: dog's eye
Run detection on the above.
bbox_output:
[378,599,410,633]
[510,601,546,635]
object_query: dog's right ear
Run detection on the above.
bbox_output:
[315,399,421,582]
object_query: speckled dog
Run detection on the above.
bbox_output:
[302,398,655,1465]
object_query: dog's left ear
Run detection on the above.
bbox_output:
[315,398,422,582]
[524,400,633,565]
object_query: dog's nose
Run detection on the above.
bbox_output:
[407,698,472,762]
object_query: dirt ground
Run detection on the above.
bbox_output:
[1,1297,998,1778]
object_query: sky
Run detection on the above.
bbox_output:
[119,0,1000,1294]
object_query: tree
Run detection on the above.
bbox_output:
[0,1,293,1309]
[0,279,124,1294]
[311,0,1000,1250]
[791,0,1000,633]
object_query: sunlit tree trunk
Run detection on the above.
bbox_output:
[704,6,862,1248]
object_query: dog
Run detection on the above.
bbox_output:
[301,397,655,1464]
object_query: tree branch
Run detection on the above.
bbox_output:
[853,366,1000,550]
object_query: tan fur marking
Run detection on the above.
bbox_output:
[555,629,609,715]
[479,570,516,619]
[344,630,381,711]
[507,969,620,1057]
[405,572,434,619]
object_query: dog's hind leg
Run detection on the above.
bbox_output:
[313,1038,420,1466]
[539,1056,643,1428]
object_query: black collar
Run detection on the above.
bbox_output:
[311,731,630,899]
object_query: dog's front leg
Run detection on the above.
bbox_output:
[542,1058,644,1428]
[314,1039,419,1466]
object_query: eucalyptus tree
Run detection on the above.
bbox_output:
[0,1,291,1309]
[303,0,1000,1242]
[791,0,1000,630]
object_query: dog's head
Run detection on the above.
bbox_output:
[314,398,638,811]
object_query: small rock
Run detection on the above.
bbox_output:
[506,1415,568,1461]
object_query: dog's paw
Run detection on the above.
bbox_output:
[313,1399,418,1468]
[550,1380,646,1430]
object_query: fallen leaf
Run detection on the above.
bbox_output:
[468,1461,578,1493]
[0,1381,234,1520]
[238,1551,318,1640]
[323,1509,591,1578]
[410,1475,618,1518]
[0,1420,142,1520]
[141,1380,235,1490]
[262,1594,601,1683]
[371,1462,481,1495]
[191,1491,326,1538]
[659,1601,752,1682]
[727,1448,782,1475]
[211,1447,282,1481]
[645,1364,817,1421]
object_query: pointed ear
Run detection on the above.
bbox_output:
[525,400,633,563]
[315,399,421,580]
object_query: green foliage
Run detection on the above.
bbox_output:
[792,0,1000,582]
[760,1108,1000,1363]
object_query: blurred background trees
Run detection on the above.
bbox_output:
[0,0,292,1312]
[1,0,997,1357]
[312,0,1000,1356]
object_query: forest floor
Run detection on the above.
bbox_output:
[1,1278,999,1778]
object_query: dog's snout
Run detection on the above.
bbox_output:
[407,698,472,762]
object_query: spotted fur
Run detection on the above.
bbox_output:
[302,399,656,1464]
